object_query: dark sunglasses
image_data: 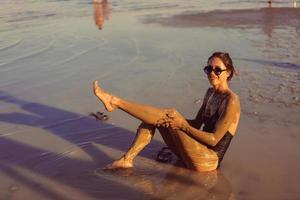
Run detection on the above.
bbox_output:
[203,65,227,76]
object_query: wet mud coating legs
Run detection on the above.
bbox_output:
[93,81,219,171]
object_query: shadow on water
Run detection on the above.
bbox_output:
[0,91,234,199]
[0,137,163,200]
[0,90,162,199]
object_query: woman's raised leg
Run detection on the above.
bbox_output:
[93,80,172,125]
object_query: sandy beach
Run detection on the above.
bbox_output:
[0,0,300,199]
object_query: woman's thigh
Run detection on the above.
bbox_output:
[158,127,182,159]
[159,128,218,172]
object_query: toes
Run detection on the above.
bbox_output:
[102,162,119,170]
[93,80,97,89]
[93,80,99,87]
[93,81,100,95]
[93,80,101,92]
[102,164,114,171]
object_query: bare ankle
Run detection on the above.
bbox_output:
[123,154,134,163]
[111,96,120,108]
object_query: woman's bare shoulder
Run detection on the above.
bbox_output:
[228,90,239,100]
[226,90,240,110]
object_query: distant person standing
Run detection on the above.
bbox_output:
[93,0,111,30]
[268,0,272,8]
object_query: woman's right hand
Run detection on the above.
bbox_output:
[154,117,171,128]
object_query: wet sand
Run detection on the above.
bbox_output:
[0,0,300,199]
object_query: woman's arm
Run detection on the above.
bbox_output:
[187,88,213,129]
[170,94,240,146]
[186,105,204,129]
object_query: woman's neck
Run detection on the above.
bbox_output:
[213,82,230,93]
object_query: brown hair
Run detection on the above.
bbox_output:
[207,52,236,81]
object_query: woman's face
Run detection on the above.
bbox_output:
[206,57,230,87]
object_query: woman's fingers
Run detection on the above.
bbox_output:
[155,114,184,130]
[155,117,172,127]
[159,120,171,128]
[93,80,98,90]
[170,117,186,130]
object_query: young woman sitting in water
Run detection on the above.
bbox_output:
[93,52,240,172]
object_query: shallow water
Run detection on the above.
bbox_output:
[0,0,300,200]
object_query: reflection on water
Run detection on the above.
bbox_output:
[93,0,111,30]
[95,165,235,200]
[143,7,300,65]
[143,7,300,35]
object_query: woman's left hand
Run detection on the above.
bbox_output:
[154,109,188,131]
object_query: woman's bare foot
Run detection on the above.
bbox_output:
[93,80,116,112]
[102,157,133,170]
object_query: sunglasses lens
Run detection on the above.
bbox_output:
[203,66,212,74]
[214,67,222,75]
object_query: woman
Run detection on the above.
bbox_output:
[93,52,240,172]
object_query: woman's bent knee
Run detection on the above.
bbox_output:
[138,122,155,132]
[164,108,178,115]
